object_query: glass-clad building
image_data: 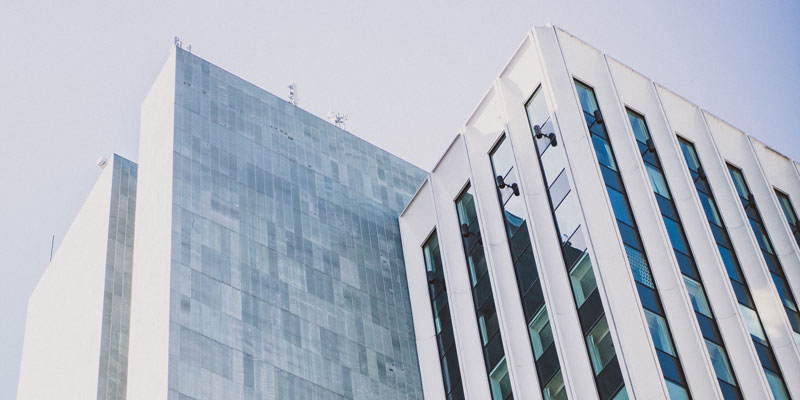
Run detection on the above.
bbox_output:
[400,25,800,400]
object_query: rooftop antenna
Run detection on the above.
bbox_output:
[326,111,348,130]
[97,157,108,169]
[174,36,182,49]
[288,83,298,106]
[49,234,54,262]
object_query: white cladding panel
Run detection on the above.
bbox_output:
[126,48,177,400]
[17,160,114,400]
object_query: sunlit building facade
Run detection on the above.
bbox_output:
[399,25,800,400]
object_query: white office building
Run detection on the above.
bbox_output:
[400,25,800,400]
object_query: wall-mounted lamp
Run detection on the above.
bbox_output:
[496,175,520,196]
[534,125,557,147]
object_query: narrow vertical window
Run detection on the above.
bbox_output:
[626,109,741,399]
[727,165,800,349]
[678,137,790,400]
[422,232,465,400]
[574,80,690,399]
[455,185,514,400]
[489,135,566,399]
[526,86,628,400]
[775,189,800,249]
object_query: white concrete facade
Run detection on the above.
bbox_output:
[18,155,138,400]
[400,25,800,400]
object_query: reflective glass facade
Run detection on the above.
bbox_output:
[678,138,790,400]
[575,80,691,399]
[626,110,741,399]
[167,48,427,399]
[455,185,513,400]
[489,136,566,400]
[526,87,627,400]
[422,232,465,400]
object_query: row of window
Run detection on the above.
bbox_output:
[627,110,741,399]
[678,140,791,399]
[419,78,800,400]
[526,86,627,400]
[575,80,692,399]
[727,165,800,349]
[489,136,568,400]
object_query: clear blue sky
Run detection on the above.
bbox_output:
[1,0,798,396]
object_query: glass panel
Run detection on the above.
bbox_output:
[772,275,798,312]
[489,358,513,400]
[540,147,567,186]
[738,304,767,345]
[627,111,650,143]
[645,309,676,356]
[678,139,700,172]
[665,380,691,400]
[570,254,597,307]
[456,189,478,226]
[529,308,554,360]
[625,245,654,288]
[764,368,790,400]
[663,217,689,255]
[554,194,582,244]
[592,135,618,171]
[543,371,568,400]
[705,340,736,385]
[586,318,616,374]
[646,164,670,199]
[607,188,634,227]
[727,166,749,199]
[776,191,798,225]
[699,193,723,226]
[575,81,600,114]
[526,87,550,128]
[684,276,712,318]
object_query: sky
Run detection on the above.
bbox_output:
[1,0,799,396]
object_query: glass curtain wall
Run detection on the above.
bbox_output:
[774,190,800,249]
[423,232,465,400]
[574,80,691,399]
[677,138,790,399]
[455,185,514,400]
[626,110,741,400]
[489,136,567,400]
[525,86,628,400]
[726,165,800,349]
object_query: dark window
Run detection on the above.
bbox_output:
[423,233,464,399]
[455,185,512,400]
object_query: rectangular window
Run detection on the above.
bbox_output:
[456,185,513,400]
[490,135,563,394]
[775,189,800,248]
[423,233,465,399]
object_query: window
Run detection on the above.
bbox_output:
[683,277,712,318]
[738,304,767,345]
[570,255,597,307]
[529,309,554,359]
[456,184,512,400]
[645,165,670,199]
[705,341,735,385]
[543,371,568,400]
[727,166,750,199]
[423,232,464,399]
[490,359,513,400]
[645,310,676,356]
[586,318,616,374]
